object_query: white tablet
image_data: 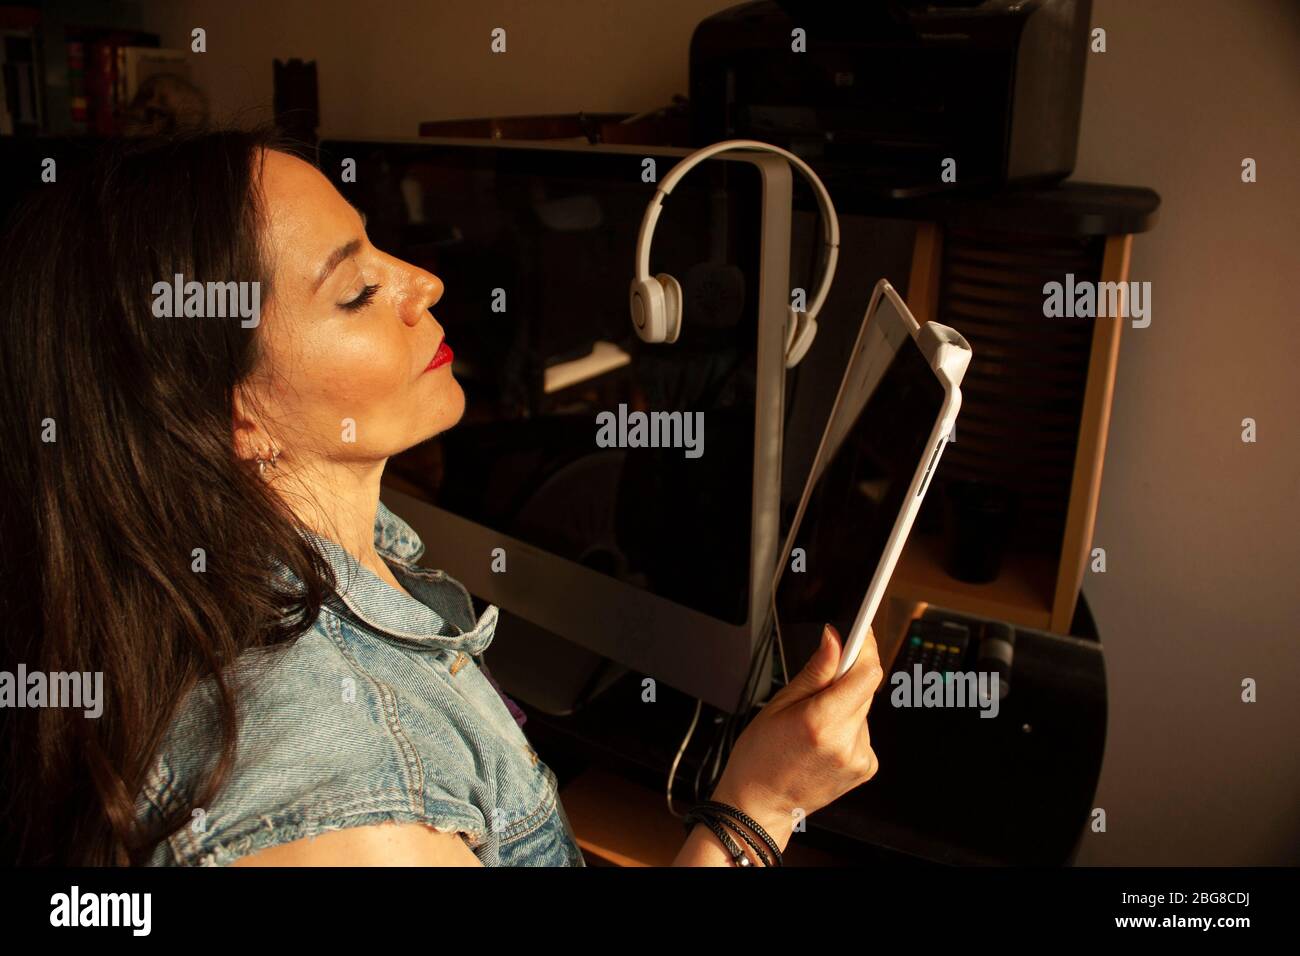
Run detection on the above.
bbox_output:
[773,278,971,681]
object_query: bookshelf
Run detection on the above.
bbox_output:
[878,190,1154,636]
[0,5,191,138]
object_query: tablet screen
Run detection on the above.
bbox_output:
[776,296,947,630]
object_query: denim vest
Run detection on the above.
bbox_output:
[134,499,585,867]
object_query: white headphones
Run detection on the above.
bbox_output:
[630,138,840,369]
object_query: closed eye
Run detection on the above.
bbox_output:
[341,283,381,312]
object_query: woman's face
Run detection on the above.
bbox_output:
[240,148,463,472]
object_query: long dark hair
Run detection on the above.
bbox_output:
[0,128,339,865]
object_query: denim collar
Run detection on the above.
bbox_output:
[272,498,498,654]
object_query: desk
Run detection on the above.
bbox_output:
[559,767,853,866]
[522,601,1105,867]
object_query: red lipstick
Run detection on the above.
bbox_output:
[426,339,453,372]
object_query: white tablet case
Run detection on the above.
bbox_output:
[772,278,971,679]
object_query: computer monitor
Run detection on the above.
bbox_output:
[318,137,794,712]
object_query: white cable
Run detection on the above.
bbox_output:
[666,541,797,812]
[750,590,791,707]
[666,697,703,819]
[772,589,791,688]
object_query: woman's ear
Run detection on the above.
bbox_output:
[231,383,267,463]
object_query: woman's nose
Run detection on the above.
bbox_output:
[405,269,443,325]
[425,271,444,308]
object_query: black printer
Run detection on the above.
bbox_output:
[689,0,1093,196]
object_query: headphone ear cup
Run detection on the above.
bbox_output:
[785,308,818,368]
[783,306,799,357]
[656,273,683,344]
[629,276,667,343]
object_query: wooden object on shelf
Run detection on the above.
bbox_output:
[1052,234,1129,631]
[418,113,631,143]
[418,107,689,148]
[888,221,1135,635]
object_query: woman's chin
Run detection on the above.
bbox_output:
[427,379,466,436]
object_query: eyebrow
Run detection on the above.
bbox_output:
[312,205,369,293]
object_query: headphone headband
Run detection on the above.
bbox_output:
[633,139,840,352]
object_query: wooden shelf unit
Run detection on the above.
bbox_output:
[885,222,1133,635]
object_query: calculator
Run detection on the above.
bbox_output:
[892,618,974,677]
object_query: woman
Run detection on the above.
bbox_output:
[0,128,882,866]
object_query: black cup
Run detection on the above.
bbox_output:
[943,480,1018,584]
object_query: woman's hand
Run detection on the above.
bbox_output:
[707,624,885,852]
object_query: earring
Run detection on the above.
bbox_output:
[255,443,280,478]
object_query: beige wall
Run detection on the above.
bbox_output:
[143,0,714,137]
[140,0,1300,865]
[1071,0,1300,866]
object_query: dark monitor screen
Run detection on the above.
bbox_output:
[320,139,766,626]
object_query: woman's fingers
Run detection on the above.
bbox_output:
[806,626,885,735]
[826,626,886,715]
